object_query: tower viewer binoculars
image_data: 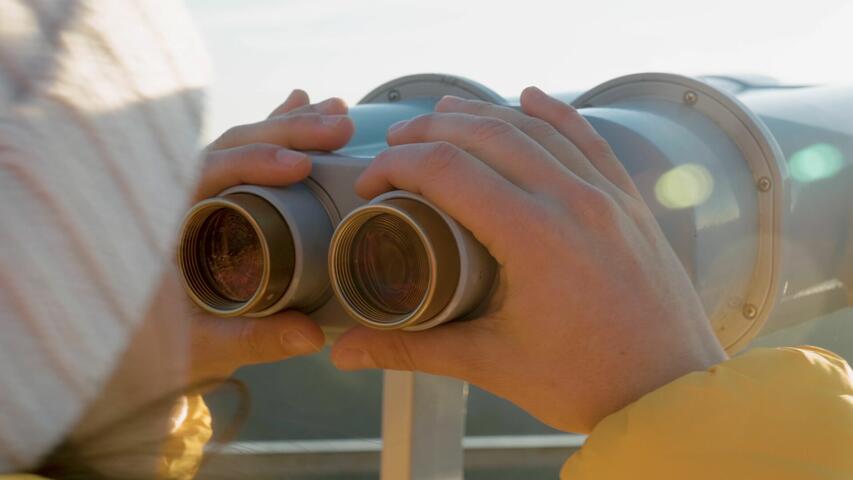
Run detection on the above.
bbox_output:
[178,73,853,353]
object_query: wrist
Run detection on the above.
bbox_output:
[581,333,728,433]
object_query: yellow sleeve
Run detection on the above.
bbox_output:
[157,395,213,480]
[562,346,853,480]
[0,396,212,480]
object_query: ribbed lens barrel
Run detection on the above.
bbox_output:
[330,197,463,329]
[350,213,430,315]
[178,193,295,316]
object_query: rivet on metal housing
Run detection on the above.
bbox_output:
[742,303,758,319]
[757,177,772,192]
[683,90,698,105]
[387,89,401,102]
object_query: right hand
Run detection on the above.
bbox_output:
[187,89,354,382]
[331,88,727,433]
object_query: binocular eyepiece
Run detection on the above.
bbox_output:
[178,193,296,316]
[178,185,496,331]
[330,192,496,330]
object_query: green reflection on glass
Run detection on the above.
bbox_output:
[789,143,844,183]
[654,163,714,209]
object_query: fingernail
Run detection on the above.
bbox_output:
[388,120,408,135]
[439,95,463,106]
[321,115,346,126]
[332,348,377,370]
[525,86,545,98]
[320,97,347,108]
[281,331,321,354]
[276,150,307,167]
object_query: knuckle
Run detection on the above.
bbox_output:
[423,141,462,176]
[586,135,615,158]
[554,102,580,120]
[405,113,435,135]
[519,117,559,140]
[621,194,654,222]
[471,118,516,144]
[573,186,623,228]
[461,99,492,116]
[213,124,248,149]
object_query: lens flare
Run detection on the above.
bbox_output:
[654,163,715,209]
[788,143,844,183]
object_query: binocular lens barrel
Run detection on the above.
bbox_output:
[177,187,495,330]
[329,197,463,329]
[178,193,296,316]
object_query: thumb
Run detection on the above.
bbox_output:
[330,321,498,383]
[204,311,325,370]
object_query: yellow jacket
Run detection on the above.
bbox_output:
[4,346,852,479]
[562,346,853,479]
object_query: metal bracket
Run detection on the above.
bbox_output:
[574,73,786,353]
[360,73,507,105]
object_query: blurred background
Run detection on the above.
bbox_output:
[186,1,852,478]
[188,0,853,137]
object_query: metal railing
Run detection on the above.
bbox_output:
[199,434,585,478]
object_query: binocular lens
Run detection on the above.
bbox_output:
[178,193,296,316]
[198,209,264,302]
[330,196,472,329]
[350,214,430,315]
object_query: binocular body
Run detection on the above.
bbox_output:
[179,73,852,353]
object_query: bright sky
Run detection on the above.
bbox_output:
[187,0,853,136]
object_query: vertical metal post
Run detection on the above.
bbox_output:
[380,371,467,480]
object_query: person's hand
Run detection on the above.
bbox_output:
[188,90,354,381]
[330,88,727,433]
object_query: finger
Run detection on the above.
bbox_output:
[387,112,579,197]
[330,321,500,384]
[209,311,324,368]
[283,97,349,117]
[355,141,535,260]
[196,144,310,199]
[268,89,310,117]
[520,87,641,198]
[435,95,620,197]
[210,113,354,151]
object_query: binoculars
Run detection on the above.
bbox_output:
[178,73,852,352]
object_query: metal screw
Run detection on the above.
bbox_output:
[742,303,758,319]
[757,177,772,192]
[683,90,698,105]
[387,89,401,102]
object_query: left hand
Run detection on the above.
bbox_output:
[187,89,354,381]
